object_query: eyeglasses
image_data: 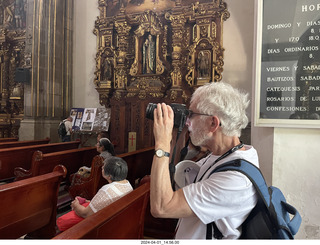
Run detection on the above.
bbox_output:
[187,110,222,126]
[187,110,214,119]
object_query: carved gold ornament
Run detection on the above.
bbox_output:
[93,1,229,106]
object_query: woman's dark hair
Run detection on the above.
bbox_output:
[98,131,108,139]
[103,157,128,182]
[99,138,115,156]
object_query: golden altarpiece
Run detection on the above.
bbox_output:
[0,0,26,137]
[0,0,73,140]
[94,0,229,153]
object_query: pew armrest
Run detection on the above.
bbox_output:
[68,155,105,200]
[14,167,32,181]
[68,173,93,199]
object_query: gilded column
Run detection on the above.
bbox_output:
[166,4,185,89]
[114,7,131,91]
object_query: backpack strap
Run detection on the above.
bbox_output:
[211,159,270,207]
[206,158,269,239]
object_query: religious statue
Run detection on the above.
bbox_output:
[14,0,25,29]
[197,51,210,78]
[102,58,112,81]
[142,34,156,74]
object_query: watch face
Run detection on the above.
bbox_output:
[155,149,169,158]
[156,149,164,157]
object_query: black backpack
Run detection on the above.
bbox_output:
[58,121,67,137]
[206,159,302,239]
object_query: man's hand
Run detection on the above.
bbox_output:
[153,103,174,152]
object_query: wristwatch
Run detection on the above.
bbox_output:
[154,149,170,158]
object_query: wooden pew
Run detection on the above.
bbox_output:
[14,146,98,183]
[68,155,104,200]
[52,180,150,239]
[65,147,177,239]
[0,165,67,239]
[0,137,18,143]
[137,175,178,239]
[0,137,50,149]
[68,146,154,200]
[0,141,81,183]
[119,146,154,187]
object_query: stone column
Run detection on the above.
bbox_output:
[19,0,73,142]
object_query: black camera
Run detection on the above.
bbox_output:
[146,103,190,131]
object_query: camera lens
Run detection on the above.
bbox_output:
[146,103,157,120]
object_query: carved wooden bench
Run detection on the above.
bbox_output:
[67,146,154,200]
[0,137,50,149]
[0,165,67,239]
[0,141,81,183]
[14,146,98,183]
[52,180,150,239]
[68,155,104,200]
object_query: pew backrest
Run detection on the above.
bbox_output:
[52,181,150,239]
[67,146,154,200]
[118,146,154,187]
[0,165,67,239]
[14,146,98,182]
[0,137,18,143]
[0,137,50,149]
[0,141,81,182]
[68,155,104,200]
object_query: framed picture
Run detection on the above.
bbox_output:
[254,0,320,128]
[70,108,84,131]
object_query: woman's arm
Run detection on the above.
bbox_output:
[71,198,94,218]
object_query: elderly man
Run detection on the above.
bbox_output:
[150,82,259,239]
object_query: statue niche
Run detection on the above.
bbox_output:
[101,57,113,83]
[142,34,156,74]
[197,50,211,78]
[129,11,165,77]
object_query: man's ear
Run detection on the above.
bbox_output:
[210,116,220,131]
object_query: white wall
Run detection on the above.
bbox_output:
[73,0,320,239]
[224,0,255,120]
[273,128,320,239]
[73,0,101,108]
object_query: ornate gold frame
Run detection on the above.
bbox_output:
[93,1,229,107]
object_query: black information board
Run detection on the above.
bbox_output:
[256,0,320,126]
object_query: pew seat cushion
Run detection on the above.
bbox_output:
[56,202,90,231]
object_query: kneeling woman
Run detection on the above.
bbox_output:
[57,156,133,231]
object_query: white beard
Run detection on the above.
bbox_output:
[189,125,210,147]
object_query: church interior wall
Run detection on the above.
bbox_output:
[73,0,320,238]
[273,127,320,239]
[73,0,101,109]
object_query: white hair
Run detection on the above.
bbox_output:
[191,82,250,137]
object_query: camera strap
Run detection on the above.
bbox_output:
[179,137,190,162]
[196,141,244,182]
[169,129,184,190]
